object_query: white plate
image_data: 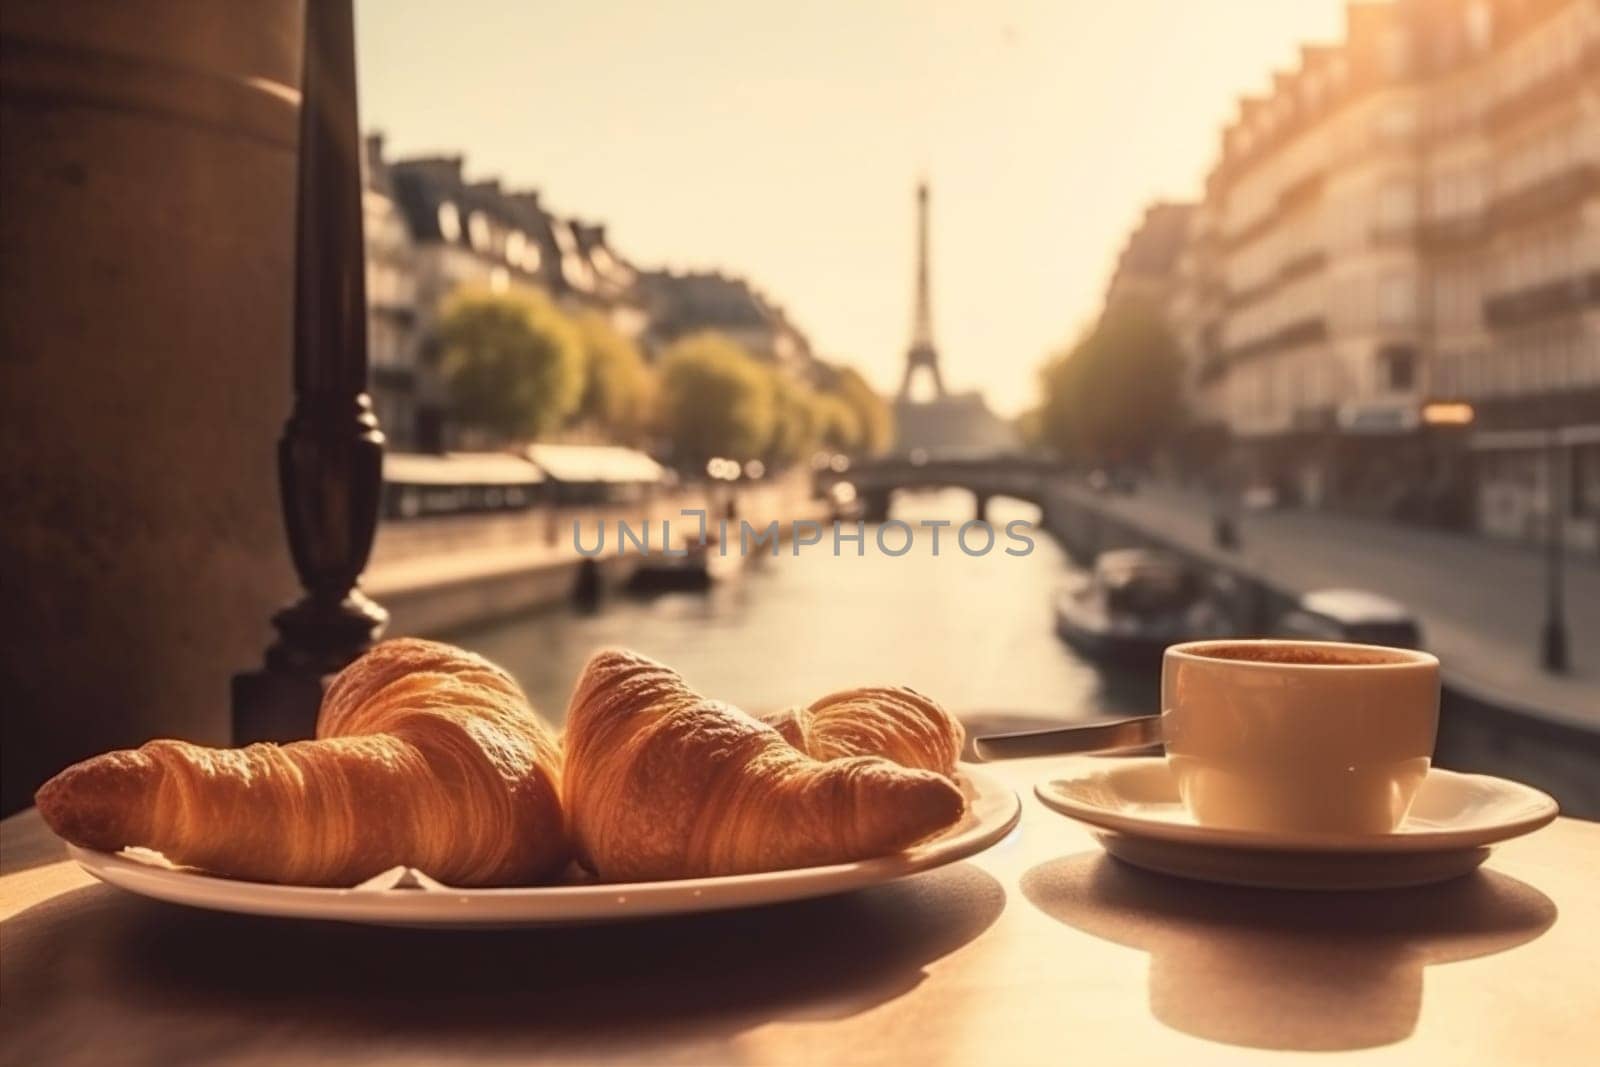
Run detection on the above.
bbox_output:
[1035,758,1559,891]
[67,765,1020,927]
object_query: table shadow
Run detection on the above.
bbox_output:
[0,861,1004,1064]
[1021,852,1556,1052]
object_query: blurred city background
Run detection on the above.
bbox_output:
[1,0,1595,816]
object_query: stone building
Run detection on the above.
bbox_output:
[632,268,822,383]
[362,135,421,448]
[1104,202,1195,311]
[1416,0,1600,548]
[1162,0,1597,549]
[364,138,827,449]
[371,146,646,449]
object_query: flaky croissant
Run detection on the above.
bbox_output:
[35,638,565,887]
[764,686,965,776]
[562,649,967,881]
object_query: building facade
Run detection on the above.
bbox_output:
[1164,0,1598,550]
[1417,0,1600,547]
[368,146,648,450]
[362,137,827,451]
[632,268,823,383]
[1104,202,1194,311]
[362,135,421,449]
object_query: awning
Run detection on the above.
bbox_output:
[1470,424,1600,451]
[523,443,665,485]
[1336,400,1420,434]
[383,452,545,486]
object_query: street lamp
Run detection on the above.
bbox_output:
[1426,398,1566,672]
[1211,457,1239,551]
[233,0,387,744]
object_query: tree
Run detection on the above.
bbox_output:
[657,331,776,467]
[765,374,822,467]
[826,365,893,455]
[812,393,862,453]
[571,310,654,444]
[1034,298,1184,464]
[436,289,584,443]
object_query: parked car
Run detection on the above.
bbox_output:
[1274,588,1424,649]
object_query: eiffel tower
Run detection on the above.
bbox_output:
[888,180,1015,455]
[897,181,946,401]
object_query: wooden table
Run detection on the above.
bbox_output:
[3,757,1596,1066]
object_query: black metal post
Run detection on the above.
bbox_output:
[233,0,387,742]
[1212,497,1239,550]
[1541,427,1568,673]
[1211,465,1239,551]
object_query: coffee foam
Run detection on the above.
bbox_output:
[1186,642,1413,666]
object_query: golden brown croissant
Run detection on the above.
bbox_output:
[764,686,965,776]
[562,649,967,881]
[34,638,565,887]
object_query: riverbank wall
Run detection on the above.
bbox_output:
[365,475,832,638]
[1039,483,1600,818]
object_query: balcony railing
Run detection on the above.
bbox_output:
[1483,271,1600,331]
[1221,317,1329,367]
[1484,56,1595,135]
[1486,165,1598,232]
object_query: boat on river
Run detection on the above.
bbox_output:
[1053,549,1233,669]
[628,532,745,592]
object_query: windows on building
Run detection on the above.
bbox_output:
[1302,73,1324,110]
[1381,27,1412,80]
[1329,54,1348,89]
[1378,344,1417,392]
[1376,180,1415,230]
[1574,444,1600,520]
[518,238,541,274]
[1377,104,1416,141]
[1466,0,1493,52]
[1429,166,1485,220]
[1435,351,1463,397]
[1378,273,1416,326]
[467,211,491,253]
[436,201,461,244]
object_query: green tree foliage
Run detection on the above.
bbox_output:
[1015,407,1044,448]
[571,310,654,443]
[436,289,584,443]
[766,375,822,467]
[1034,298,1184,463]
[826,365,893,455]
[657,331,776,466]
[812,393,862,453]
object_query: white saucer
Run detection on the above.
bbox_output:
[1035,758,1558,890]
[67,765,1020,928]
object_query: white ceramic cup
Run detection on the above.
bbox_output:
[1161,639,1440,835]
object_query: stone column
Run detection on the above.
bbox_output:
[0,0,302,812]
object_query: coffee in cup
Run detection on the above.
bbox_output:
[1162,639,1440,835]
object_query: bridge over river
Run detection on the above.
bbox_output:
[822,450,1060,523]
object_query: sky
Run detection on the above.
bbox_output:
[357,0,1350,415]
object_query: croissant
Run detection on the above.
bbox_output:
[764,686,965,776]
[34,638,565,887]
[562,649,967,881]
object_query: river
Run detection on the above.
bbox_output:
[450,489,1157,732]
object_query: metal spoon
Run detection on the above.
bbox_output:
[973,714,1163,760]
